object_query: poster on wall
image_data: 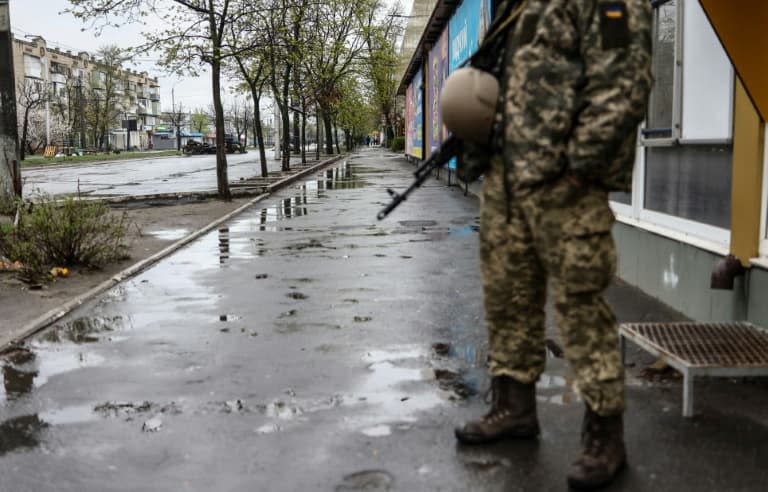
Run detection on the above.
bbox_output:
[411,69,424,159]
[449,0,492,72]
[405,83,414,156]
[428,29,450,156]
[446,0,493,168]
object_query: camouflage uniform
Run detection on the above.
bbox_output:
[480,0,653,416]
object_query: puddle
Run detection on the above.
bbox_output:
[40,404,98,425]
[275,322,341,334]
[38,316,127,344]
[361,424,391,437]
[256,423,282,434]
[398,220,438,228]
[147,228,189,241]
[336,470,394,491]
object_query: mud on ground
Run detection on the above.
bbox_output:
[0,196,255,337]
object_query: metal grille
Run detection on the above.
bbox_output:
[621,322,768,368]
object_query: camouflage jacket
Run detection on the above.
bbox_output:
[498,0,653,193]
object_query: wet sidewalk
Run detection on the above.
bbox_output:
[0,148,766,491]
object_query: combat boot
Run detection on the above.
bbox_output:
[567,406,627,490]
[454,375,540,444]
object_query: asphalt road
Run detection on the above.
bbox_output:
[1,149,766,491]
[21,151,308,198]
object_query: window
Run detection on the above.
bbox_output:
[23,54,42,78]
[610,0,733,252]
[644,0,677,140]
[644,145,732,229]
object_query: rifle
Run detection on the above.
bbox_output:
[376,135,460,220]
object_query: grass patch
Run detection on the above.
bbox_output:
[22,150,182,168]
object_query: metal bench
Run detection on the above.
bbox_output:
[620,322,768,417]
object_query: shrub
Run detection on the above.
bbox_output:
[390,136,405,152]
[0,197,130,283]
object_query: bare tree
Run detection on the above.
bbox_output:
[68,0,260,200]
[164,102,186,151]
[16,78,50,160]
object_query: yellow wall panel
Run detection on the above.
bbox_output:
[700,0,768,121]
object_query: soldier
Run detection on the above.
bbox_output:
[451,0,653,489]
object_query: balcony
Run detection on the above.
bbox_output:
[149,90,160,101]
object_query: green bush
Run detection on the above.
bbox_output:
[390,136,405,152]
[0,197,130,283]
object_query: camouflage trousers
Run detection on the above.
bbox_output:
[479,159,624,416]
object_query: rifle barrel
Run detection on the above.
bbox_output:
[377,136,460,220]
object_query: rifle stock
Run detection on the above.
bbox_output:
[377,135,461,220]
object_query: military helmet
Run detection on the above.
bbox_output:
[440,67,499,144]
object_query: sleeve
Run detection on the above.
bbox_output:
[565,0,654,181]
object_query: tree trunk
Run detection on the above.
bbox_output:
[292,98,300,156]
[323,113,333,155]
[210,35,230,199]
[279,62,292,171]
[254,101,267,177]
[300,98,306,164]
[385,112,394,142]
[315,105,320,161]
[333,121,340,154]
[20,108,30,161]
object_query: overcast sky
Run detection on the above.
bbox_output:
[9,0,414,114]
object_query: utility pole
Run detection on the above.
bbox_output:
[0,0,20,198]
[172,87,181,151]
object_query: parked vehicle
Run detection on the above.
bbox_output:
[224,134,247,154]
[182,140,216,155]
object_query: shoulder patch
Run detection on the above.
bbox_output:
[599,2,630,50]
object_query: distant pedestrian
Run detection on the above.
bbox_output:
[452,0,653,489]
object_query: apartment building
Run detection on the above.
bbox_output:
[11,35,161,151]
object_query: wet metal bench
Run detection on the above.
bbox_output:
[619,322,768,417]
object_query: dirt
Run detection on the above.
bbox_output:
[0,196,256,342]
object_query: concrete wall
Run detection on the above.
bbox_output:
[614,222,768,327]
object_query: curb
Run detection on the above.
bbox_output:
[0,154,346,352]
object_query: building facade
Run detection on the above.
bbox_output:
[11,35,161,152]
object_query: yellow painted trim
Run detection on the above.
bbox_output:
[730,78,765,267]
[700,0,768,121]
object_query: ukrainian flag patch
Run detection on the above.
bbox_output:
[599,2,630,50]
[605,6,624,19]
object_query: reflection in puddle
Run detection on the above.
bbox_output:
[361,424,391,437]
[27,349,106,391]
[1,349,36,402]
[39,316,127,344]
[0,414,47,456]
[219,227,230,264]
[253,162,366,231]
[148,228,189,241]
[39,404,97,425]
